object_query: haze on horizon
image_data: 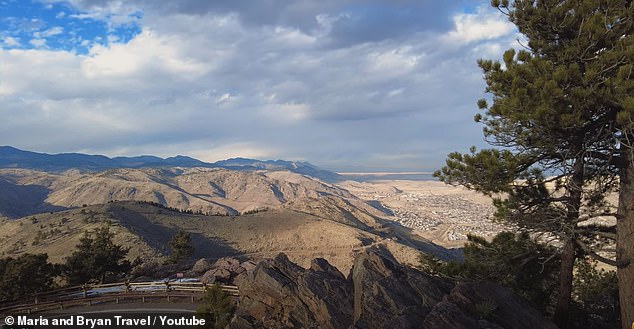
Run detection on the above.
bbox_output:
[0,0,520,172]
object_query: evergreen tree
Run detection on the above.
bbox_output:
[421,232,619,328]
[0,253,58,301]
[167,229,194,263]
[435,1,633,327]
[196,285,235,329]
[422,232,560,312]
[63,225,131,285]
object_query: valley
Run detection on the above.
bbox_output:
[341,179,507,248]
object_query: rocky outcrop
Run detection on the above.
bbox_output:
[231,247,557,329]
[351,248,452,328]
[440,281,558,329]
[200,257,253,284]
[233,254,353,329]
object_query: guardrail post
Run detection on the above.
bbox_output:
[125,280,130,293]
[82,284,88,298]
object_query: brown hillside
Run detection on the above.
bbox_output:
[0,201,408,273]
[0,168,376,218]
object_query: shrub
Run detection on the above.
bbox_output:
[196,285,235,329]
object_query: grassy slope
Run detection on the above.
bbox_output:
[0,201,389,273]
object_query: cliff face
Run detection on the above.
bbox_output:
[231,247,557,329]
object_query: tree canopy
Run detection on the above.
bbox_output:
[421,231,618,328]
[0,253,58,301]
[167,229,194,264]
[196,285,235,329]
[63,225,131,285]
[435,0,633,327]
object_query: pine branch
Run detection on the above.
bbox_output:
[575,239,617,266]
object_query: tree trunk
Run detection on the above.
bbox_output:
[618,153,634,329]
[553,152,584,328]
[553,237,575,329]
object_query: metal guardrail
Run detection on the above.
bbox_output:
[0,281,239,315]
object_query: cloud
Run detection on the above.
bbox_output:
[2,36,20,46]
[55,0,473,45]
[1,1,521,171]
[81,29,211,78]
[445,6,515,44]
[29,38,46,47]
[34,26,64,38]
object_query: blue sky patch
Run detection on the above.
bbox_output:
[0,0,141,53]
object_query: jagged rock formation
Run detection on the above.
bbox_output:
[231,247,557,329]
[233,254,353,329]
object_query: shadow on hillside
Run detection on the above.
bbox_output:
[0,179,66,218]
[107,203,238,259]
[365,200,394,216]
[382,220,463,262]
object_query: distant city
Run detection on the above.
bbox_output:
[338,172,436,181]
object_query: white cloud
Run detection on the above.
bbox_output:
[472,42,504,58]
[215,93,233,105]
[81,29,210,78]
[2,36,20,47]
[445,6,515,44]
[29,38,46,47]
[35,26,64,38]
[66,0,141,29]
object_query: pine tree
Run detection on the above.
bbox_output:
[0,254,58,301]
[196,285,235,329]
[435,1,634,327]
[63,225,131,285]
[167,230,194,263]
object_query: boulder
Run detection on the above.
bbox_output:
[214,257,242,272]
[200,257,255,284]
[191,258,212,275]
[240,260,257,272]
[202,268,232,284]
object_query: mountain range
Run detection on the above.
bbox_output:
[0,145,460,273]
[0,146,342,182]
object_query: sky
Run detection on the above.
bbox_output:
[0,0,520,172]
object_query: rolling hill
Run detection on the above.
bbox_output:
[0,200,454,273]
[0,167,384,228]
